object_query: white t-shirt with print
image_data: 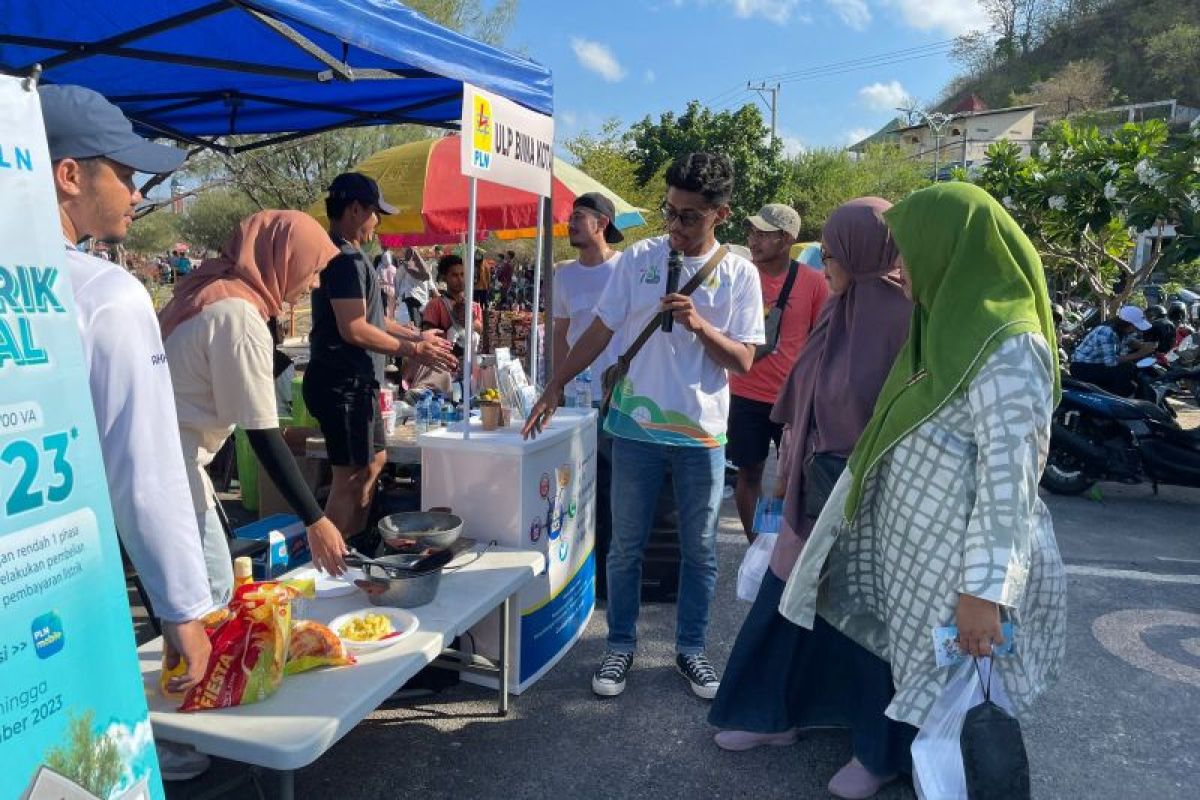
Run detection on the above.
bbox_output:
[164,298,279,513]
[594,236,765,447]
[551,253,621,378]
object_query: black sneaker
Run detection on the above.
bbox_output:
[676,653,720,699]
[592,651,634,697]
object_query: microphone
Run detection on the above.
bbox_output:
[662,249,682,332]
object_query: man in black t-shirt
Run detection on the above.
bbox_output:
[304,173,456,541]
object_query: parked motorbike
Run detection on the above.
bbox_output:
[1042,369,1200,495]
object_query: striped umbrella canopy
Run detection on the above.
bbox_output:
[308,135,645,246]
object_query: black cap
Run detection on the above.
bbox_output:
[573,192,623,244]
[327,172,397,215]
[39,84,186,174]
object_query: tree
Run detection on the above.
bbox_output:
[1011,59,1116,118]
[785,145,931,240]
[183,0,519,211]
[177,189,258,253]
[562,119,660,243]
[43,710,123,799]
[124,209,180,256]
[969,119,1200,311]
[1144,23,1200,102]
[627,101,785,243]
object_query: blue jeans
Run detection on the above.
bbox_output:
[198,508,234,607]
[606,436,725,655]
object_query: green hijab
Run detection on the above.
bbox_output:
[844,182,1060,519]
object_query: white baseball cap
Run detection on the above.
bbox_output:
[1117,305,1152,331]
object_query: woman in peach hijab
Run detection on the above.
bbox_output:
[159,211,349,602]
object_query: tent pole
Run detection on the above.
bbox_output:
[529,198,546,387]
[463,177,478,440]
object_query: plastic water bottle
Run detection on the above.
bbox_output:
[575,367,593,409]
[415,392,431,434]
[429,394,443,430]
[440,402,453,427]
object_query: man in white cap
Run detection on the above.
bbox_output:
[41,83,216,779]
[1070,305,1157,396]
[728,204,828,542]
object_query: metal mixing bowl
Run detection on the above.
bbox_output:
[359,553,442,608]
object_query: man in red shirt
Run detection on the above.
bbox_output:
[728,204,829,541]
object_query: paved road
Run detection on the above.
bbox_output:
[166,480,1200,800]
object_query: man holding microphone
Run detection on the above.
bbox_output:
[525,153,764,701]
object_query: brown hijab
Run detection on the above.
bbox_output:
[767,197,913,579]
[159,210,338,340]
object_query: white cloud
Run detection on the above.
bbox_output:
[644,69,657,84]
[559,110,578,128]
[858,80,910,111]
[729,0,802,24]
[105,719,155,795]
[779,133,806,157]
[844,127,873,145]
[883,0,989,36]
[570,38,626,82]
[826,0,871,29]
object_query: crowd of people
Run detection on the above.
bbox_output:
[48,79,1103,795]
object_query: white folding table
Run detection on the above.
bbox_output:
[138,547,544,799]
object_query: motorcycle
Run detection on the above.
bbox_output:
[1042,368,1200,495]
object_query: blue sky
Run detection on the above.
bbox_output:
[508,0,991,152]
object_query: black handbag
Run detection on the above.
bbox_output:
[960,659,1032,800]
[802,453,848,519]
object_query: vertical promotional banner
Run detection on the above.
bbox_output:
[0,77,163,800]
[460,82,554,198]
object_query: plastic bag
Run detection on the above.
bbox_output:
[284,620,355,675]
[913,658,1017,800]
[179,581,312,712]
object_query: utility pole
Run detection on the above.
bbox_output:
[748,81,780,146]
[898,106,958,181]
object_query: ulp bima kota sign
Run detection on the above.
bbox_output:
[460,82,554,198]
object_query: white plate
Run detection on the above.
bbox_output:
[290,567,365,598]
[328,607,419,652]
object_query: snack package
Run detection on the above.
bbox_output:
[178,580,314,712]
[284,620,355,675]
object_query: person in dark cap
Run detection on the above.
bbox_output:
[42,83,215,780]
[303,173,456,545]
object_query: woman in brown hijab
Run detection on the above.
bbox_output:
[709,198,913,796]
[160,211,351,592]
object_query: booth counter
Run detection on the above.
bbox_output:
[419,409,597,693]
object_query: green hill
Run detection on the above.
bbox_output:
[945,0,1200,115]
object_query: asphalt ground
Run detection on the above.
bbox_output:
[153,408,1200,800]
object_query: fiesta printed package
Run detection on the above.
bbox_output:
[179,580,314,712]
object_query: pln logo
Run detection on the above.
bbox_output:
[472,94,493,170]
[31,611,65,659]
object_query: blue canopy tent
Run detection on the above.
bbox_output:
[0,0,553,152]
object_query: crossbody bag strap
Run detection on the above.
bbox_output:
[775,259,800,311]
[615,244,729,370]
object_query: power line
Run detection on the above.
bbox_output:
[774,49,955,87]
[752,39,957,84]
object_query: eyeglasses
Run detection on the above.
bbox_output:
[820,249,834,263]
[660,202,716,228]
[746,225,785,240]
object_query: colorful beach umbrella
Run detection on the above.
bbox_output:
[308,135,645,246]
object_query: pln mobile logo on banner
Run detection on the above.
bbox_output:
[460,82,554,198]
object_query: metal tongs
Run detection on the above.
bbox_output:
[344,548,455,576]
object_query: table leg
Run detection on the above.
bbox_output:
[278,769,295,800]
[498,595,510,716]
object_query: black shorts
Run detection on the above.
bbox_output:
[726,394,783,468]
[302,370,384,467]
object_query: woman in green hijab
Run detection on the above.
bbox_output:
[779,183,1067,797]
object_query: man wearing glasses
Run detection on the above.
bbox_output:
[525,153,765,701]
[728,204,828,542]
